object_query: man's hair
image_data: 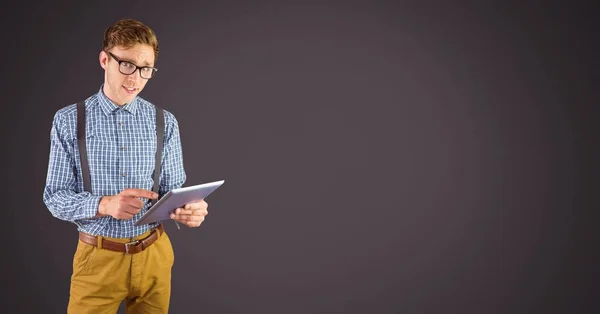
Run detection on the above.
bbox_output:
[103,18,159,61]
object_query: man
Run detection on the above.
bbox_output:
[42,18,207,313]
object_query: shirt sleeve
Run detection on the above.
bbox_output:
[158,111,187,197]
[42,110,102,222]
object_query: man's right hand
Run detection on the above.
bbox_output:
[96,189,158,220]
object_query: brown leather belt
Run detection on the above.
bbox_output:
[79,224,164,254]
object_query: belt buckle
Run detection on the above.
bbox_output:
[125,240,140,254]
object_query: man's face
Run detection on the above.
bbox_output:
[99,43,155,106]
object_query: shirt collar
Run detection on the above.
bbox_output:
[97,85,139,116]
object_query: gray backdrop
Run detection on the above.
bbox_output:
[1,1,598,313]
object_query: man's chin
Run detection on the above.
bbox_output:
[119,94,137,105]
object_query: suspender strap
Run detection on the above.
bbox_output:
[77,102,92,193]
[76,101,165,199]
[152,106,164,206]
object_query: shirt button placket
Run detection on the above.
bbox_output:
[117,118,126,185]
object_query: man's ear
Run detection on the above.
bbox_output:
[99,51,108,70]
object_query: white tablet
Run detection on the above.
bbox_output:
[134,180,225,226]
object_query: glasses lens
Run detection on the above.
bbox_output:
[119,62,137,75]
[140,67,156,79]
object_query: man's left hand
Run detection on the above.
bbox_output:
[170,200,208,227]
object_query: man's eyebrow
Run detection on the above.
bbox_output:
[120,56,153,67]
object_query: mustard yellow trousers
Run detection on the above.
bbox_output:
[67,228,175,314]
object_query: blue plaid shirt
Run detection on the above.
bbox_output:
[43,86,186,238]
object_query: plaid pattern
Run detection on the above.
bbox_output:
[43,86,186,238]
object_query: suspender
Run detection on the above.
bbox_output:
[76,102,164,205]
[77,102,92,193]
[152,106,164,207]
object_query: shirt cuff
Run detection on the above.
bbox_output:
[79,195,103,220]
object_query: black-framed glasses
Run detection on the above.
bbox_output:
[107,51,158,79]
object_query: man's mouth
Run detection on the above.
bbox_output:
[123,86,138,94]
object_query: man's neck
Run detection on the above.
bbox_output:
[102,85,128,107]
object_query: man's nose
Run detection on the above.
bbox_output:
[127,69,141,81]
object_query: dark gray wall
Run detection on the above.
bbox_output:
[1,1,598,313]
